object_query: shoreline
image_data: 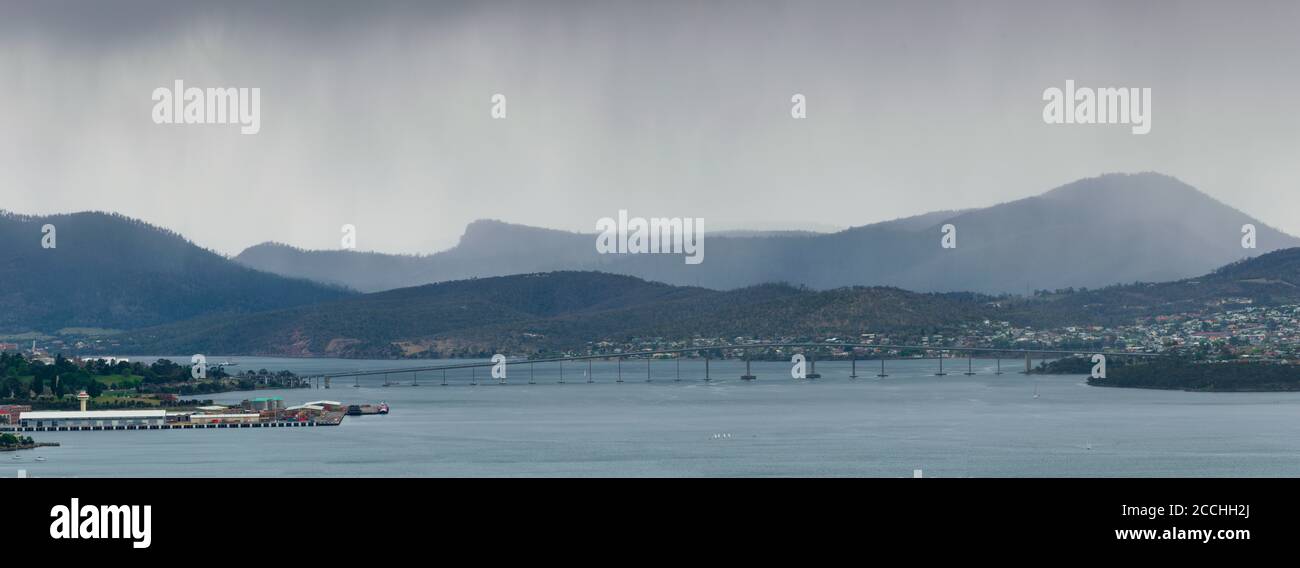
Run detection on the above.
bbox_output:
[1088,382,1300,393]
[0,441,59,451]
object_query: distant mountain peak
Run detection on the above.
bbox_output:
[233,173,1299,295]
[461,218,584,239]
[241,241,304,254]
[1040,172,1203,201]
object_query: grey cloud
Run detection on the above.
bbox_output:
[2,0,1299,255]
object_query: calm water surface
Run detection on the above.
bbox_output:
[9,357,1300,477]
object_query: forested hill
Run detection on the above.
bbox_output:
[112,246,1300,358]
[1001,247,1300,327]
[0,211,354,332]
[111,271,996,357]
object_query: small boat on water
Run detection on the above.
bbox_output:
[34,456,46,462]
[347,403,391,416]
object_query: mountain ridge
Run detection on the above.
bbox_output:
[0,210,355,333]
[233,173,1300,294]
[109,246,1300,358]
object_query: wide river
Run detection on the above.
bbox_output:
[9,356,1300,477]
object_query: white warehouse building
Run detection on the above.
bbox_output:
[19,410,166,429]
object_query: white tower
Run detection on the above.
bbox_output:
[77,390,89,412]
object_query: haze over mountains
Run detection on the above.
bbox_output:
[115,247,1300,358]
[0,211,353,333]
[236,174,1299,294]
[4,172,1295,343]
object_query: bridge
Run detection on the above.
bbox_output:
[295,343,1165,388]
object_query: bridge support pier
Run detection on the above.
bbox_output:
[529,362,535,385]
[964,354,975,376]
[935,352,947,376]
[877,357,888,378]
[850,354,858,379]
[588,359,594,383]
[646,358,652,382]
[741,357,756,381]
[705,357,710,382]
[617,358,623,383]
[995,357,1002,375]
[805,354,821,379]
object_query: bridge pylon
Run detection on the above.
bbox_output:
[741,358,756,381]
[805,353,821,379]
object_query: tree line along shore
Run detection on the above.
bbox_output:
[1033,356,1300,392]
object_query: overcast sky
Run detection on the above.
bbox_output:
[3,0,1299,255]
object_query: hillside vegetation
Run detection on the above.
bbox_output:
[0,211,354,332]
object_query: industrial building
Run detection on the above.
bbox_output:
[188,413,261,425]
[0,404,32,425]
[245,396,284,411]
[18,410,167,429]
